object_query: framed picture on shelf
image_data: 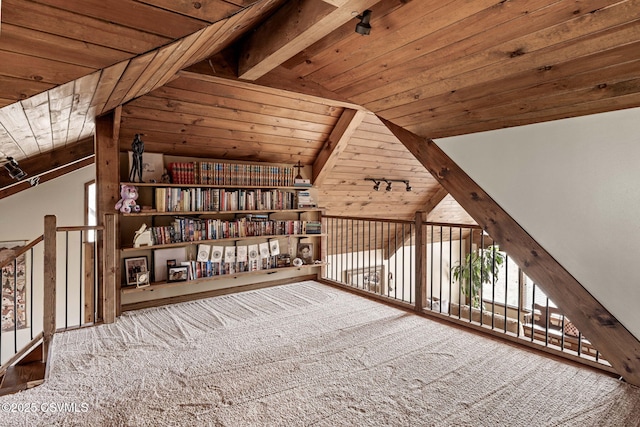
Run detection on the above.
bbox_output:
[168,266,189,282]
[124,256,148,286]
[153,247,187,282]
[296,243,314,265]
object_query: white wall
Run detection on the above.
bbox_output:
[435,107,640,339]
[0,165,95,362]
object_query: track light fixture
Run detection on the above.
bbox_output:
[2,157,27,180]
[355,9,372,35]
[365,178,411,192]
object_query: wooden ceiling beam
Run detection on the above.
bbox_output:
[380,115,640,387]
[312,108,366,186]
[238,0,382,80]
[0,138,94,190]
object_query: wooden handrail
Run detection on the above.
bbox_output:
[56,225,105,232]
[322,214,415,224]
[0,235,44,270]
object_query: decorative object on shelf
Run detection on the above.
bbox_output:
[297,243,314,265]
[160,168,171,184]
[292,258,303,267]
[269,240,280,256]
[135,271,150,288]
[129,134,145,183]
[133,224,152,248]
[168,266,188,282]
[197,244,211,262]
[124,256,148,286]
[365,178,411,192]
[153,247,187,282]
[355,9,372,35]
[115,184,141,213]
[293,160,312,187]
[211,246,223,263]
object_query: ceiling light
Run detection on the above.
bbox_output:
[384,179,392,192]
[355,10,372,35]
[3,157,27,180]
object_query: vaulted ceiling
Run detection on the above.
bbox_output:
[1,0,639,221]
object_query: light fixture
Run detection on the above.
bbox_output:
[355,9,372,35]
[3,157,27,180]
[365,178,411,192]
[365,177,381,191]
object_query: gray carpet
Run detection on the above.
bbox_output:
[0,280,639,426]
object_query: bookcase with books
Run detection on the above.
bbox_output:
[117,154,324,300]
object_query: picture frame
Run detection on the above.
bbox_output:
[167,266,189,282]
[153,247,187,282]
[124,256,148,286]
[296,242,314,265]
[136,271,150,288]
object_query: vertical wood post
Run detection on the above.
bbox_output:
[43,215,56,363]
[319,210,327,280]
[95,109,121,321]
[102,213,117,323]
[414,210,427,311]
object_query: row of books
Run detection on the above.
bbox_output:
[166,161,296,187]
[154,188,301,212]
[148,218,321,245]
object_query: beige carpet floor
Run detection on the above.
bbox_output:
[0,280,639,426]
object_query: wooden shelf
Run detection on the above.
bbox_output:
[121,263,327,294]
[123,208,321,217]
[122,182,312,190]
[120,233,326,252]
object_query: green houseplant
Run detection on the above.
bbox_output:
[451,245,505,308]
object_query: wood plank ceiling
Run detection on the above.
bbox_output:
[1,0,639,221]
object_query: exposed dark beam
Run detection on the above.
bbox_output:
[238,0,382,80]
[0,138,94,190]
[312,108,366,186]
[379,115,640,387]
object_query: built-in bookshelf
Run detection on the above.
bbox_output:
[118,156,323,297]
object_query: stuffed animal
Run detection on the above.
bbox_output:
[115,184,141,213]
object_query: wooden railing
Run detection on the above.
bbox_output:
[0,214,116,372]
[320,214,614,375]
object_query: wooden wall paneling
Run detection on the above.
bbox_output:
[188,7,253,65]
[360,1,640,113]
[100,53,157,115]
[152,82,342,125]
[381,116,640,387]
[124,42,184,103]
[0,76,53,108]
[32,0,207,39]
[91,62,129,115]
[0,103,39,157]
[136,0,243,23]
[121,103,331,142]
[67,72,101,144]
[0,23,132,69]
[20,92,53,153]
[321,0,558,93]
[313,108,365,185]
[0,50,94,87]
[48,81,75,149]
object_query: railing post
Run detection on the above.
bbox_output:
[414,211,426,311]
[43,215,56,363]
[102,213,117,323]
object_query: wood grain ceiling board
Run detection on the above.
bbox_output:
[118,73,342,164]
[317,113,443,220]
[281,0,640,139]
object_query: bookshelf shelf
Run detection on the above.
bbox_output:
[121,233,326,252]
[122,208,322,217]
[121,263,327,294]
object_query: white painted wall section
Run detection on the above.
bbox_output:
[435,107,640,339]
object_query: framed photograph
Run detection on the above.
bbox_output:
[168,266,189,282]
[124,256,148,286]
[296,242,314,265]
[153,247,187,282]
[136,271,150,288]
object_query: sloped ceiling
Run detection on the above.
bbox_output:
[1,0,639,220]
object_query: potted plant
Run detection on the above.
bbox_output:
[451,245,505,309]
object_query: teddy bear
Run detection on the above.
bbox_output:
[115,184,141,213]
